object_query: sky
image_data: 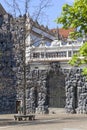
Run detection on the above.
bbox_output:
[0,0,74,29]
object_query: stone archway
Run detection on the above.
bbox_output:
[47,62,66,108]
[25,62,66,114]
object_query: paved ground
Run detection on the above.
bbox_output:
[0,108,87,130]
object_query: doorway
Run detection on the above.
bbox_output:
[16,100,21,113]
[47,69,66,108]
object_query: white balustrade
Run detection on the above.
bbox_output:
[27,40,83,63]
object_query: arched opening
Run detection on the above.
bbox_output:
[47,66,66,108]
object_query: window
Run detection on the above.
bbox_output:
[33,53,39,58]
[68,51,72,57]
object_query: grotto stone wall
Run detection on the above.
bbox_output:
[65,67,87,114]
[20,69,48,114]
[1,12,87,115]
[0,14,17,113]
[0,13,49,114]
[23,62,65,114]
[1,12,66,114]
[0,13,27,113]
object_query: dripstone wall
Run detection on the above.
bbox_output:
[25,62,65,114]
[1,12,87,115]
[0,14,16,113]
[65,67,87,114]
[25,69,48,114]
[0,13,26,113]
[0,13,49,114]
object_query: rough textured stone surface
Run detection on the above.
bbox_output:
[0,13,50,114]
[1,13,87,115]
[0,12,66,114]
[0,14,16,113]
[65,67,87,114]
[0,13,28,114]
[25,69,48,114]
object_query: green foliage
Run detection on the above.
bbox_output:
[69,52,84,66]
[56,0,87,76]
[79,42,87,56]
[82,67,87,76]
[56,0,87,38]
[69,42,87,76]
[68,54,79,66]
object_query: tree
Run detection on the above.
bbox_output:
[2,0,51,115]
[56,0,87,38]
[56,0,87,76]
[4,0,51,25]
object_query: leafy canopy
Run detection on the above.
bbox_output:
[56,0,87,76]
[56,0,87,38]
[69,42,87,76]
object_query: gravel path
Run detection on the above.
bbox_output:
[0,108,87,130]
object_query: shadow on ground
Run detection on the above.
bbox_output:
[0,118,64,127]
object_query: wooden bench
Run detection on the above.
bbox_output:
[14,114,35,121]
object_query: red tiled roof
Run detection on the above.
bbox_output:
[51,28,74,39]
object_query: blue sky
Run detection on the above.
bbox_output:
[0,0,74,29]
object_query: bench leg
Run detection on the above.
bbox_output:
[14,117,17,121]
[18,117,22,121]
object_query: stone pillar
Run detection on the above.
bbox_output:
[35,70,49,114]
[65,79,76,113]
[36,81,47,114]
[65,67,87,114]
[26,87,36,114]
